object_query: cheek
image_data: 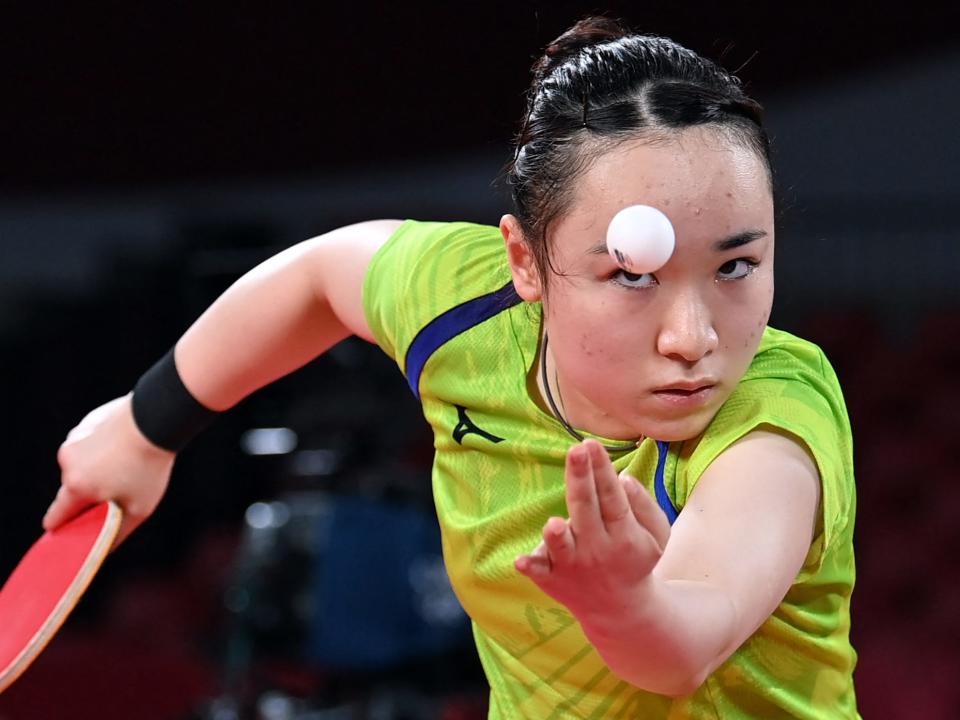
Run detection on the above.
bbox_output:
[726,283,773,352]
[545,286,648,367]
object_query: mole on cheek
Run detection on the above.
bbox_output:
[580,336,595,357]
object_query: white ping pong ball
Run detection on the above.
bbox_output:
[606,204,676,274]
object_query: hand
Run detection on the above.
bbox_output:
[44,393,175,548]
[515,439,672,633]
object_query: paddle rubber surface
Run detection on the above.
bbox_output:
[0,501,121,694]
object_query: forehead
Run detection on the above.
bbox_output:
[557,127,773,247]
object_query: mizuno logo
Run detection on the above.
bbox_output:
[453,405,505,444]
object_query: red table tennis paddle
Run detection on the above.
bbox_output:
[0,501,122,694]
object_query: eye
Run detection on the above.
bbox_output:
[612,269,657,290]
[717,258,759,281]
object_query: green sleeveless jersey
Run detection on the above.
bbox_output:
[363,220,859,719]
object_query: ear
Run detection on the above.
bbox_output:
[500,214,543,302]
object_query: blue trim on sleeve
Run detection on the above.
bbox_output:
[404,281,522,400]
[654,440,678,525]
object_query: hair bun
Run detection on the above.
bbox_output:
[535,16,630,80]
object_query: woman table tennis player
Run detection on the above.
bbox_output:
[45,17,859,719]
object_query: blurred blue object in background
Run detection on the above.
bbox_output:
[306,494,472,669]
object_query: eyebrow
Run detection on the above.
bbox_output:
[586,228,768,255]
[713,229,768,252]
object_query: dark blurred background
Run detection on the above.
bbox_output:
[0,2,958,718]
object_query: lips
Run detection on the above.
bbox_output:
[654,387,711,397]
[652,380,717,394]
[650,380,717,408]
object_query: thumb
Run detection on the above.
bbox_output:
[515,540,552,579]
[110,513,143,551]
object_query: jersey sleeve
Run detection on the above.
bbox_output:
[675,329,855,576]
[362,219,514,372]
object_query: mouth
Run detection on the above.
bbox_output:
[652,380,717,394]
[654,387,710,395]
[651,381,717,406]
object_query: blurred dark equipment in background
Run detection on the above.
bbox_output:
[200,492,481,719]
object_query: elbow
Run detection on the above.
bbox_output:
[608,656,713,698]
[653,668,710,699]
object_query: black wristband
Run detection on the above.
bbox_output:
[131,348,219,452]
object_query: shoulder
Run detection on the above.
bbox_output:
[691,326,851,468]
[366,219,506,285]
[362,218,518,364]
[745,326,839,388]
[734,326,850,441]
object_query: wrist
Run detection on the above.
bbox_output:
[577,574,663,645]
[119,393,176,459]
[131,347,220,453]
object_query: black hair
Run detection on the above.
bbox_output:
[505,16,772,286]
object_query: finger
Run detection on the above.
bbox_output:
[111,516,142,551]
[585,439,632,533]
[565,442,603,539]
[531,539,548,559]
[621,473,671,551]
[42,485,94,531]
[542,516,576,566]
[63,426,87,445]
[515,542,551,578]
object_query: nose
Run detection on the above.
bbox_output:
[656,287,719,363]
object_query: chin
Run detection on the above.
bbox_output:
[647,427,705,443]
[639,412,715,443]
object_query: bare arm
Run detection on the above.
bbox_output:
[176,219,402,409]
[46,219,402,541]
[516,431,820,696]
[600,430,819,694]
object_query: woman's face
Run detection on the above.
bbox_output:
[503,127,775,442]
